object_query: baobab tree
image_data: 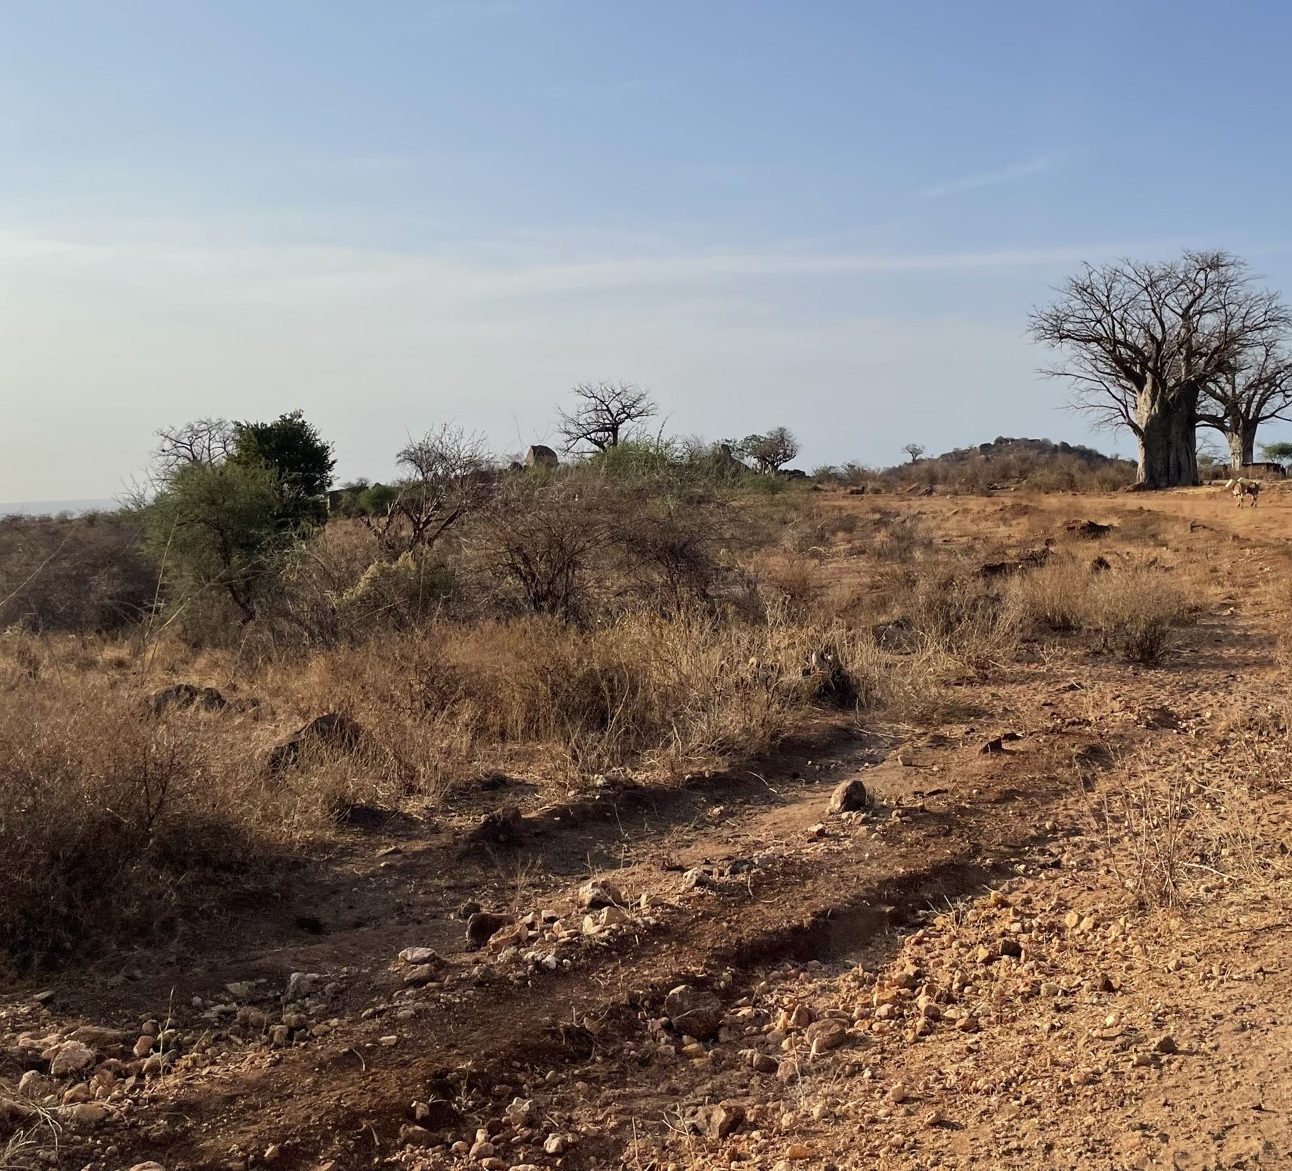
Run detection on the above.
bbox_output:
[902,443,925,464]
[1196,334,1292,468]
[556,381,658,453]
[1030,251,1290,488]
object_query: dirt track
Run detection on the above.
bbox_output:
[4,487,1292,1171]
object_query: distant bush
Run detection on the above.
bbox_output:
[0,511,159,633]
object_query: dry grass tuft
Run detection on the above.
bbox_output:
[264,610,889,788]
[1090,709,1292,909]
[1008,557,1195,664]
[0,678,379,967]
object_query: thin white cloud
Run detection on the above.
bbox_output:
[0,228,1151,303]
[918,154,1061,200]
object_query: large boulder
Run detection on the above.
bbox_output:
[268,712,365,774]
[524,444,560,470]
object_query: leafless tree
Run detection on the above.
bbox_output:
[361,425,494,557]
[556,381,658,453]
[471,478,608,622]
[740,427,800,473]
[1197,334,1292,467]
[902,443,925,464]
[1029,251,1291,488]
[153,418,235,474]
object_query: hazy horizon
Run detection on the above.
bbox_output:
[4,1,1292,501]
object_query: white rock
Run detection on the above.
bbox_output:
[577,879,624,909]
[49,1040,96,1077]
[284,972,319,1002]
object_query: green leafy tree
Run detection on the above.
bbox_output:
[231,410,336,525]
[147,460,291,624]
[739,427,800,473]
[1259,441,1292,463]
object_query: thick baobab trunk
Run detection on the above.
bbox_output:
[1135,399,1199,488]
[1226,421,1257,470]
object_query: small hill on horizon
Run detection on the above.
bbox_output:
[927,436,1128,467]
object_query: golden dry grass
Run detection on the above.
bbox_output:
[0,489,1221,964]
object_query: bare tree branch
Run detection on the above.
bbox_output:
[153,418,235,474]
[361,425,494,557]
[556,381,658,453]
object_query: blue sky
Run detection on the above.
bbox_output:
[3,0,1292,500]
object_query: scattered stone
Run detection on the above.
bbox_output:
[398,1125,435,1148]
[398,946,443,966]
[150,682,227,717]
[806,1019,848,1054]
[681,866,713,891]
[284,972,319,1002]
[885,1082,909,1105]
[663,984,723,1040]
[1066,519,1114,538]
[62,1101,110,1125]
[578,879,625,909]
[828,777,870,814]
[467,911,516,949]
[403,964,441,988]
[267,712,365,774]
[691,1102,745,1139]
[127,1164,167,1171]
[1154,1034,1179,1055]
[412,1098,464,1133]
[468,805,525,847]
[49,1040,96,1076]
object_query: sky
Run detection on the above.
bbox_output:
[3,0,1292,502]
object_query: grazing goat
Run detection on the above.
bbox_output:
[1224,477,1261,508]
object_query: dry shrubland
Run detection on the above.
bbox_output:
[0,476,1212,967]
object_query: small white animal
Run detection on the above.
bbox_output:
[1224,477,1261,508]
